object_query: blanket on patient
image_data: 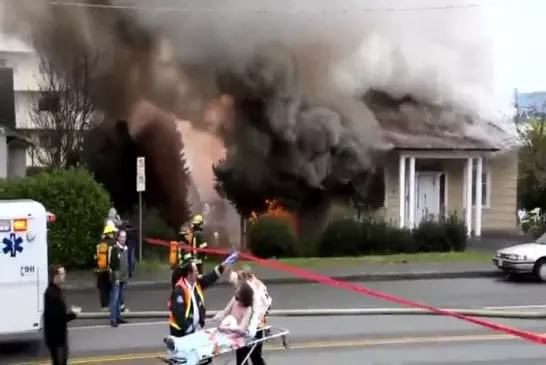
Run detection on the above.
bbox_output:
[166,328,249,365]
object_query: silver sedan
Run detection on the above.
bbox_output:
[493,232,546,281]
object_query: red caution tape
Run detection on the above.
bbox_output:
[145,237,546,344]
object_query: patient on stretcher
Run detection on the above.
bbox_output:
[164,283,255,364]
[213,281,254,331]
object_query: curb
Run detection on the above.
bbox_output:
[65,270,501,291]
[77,307,546,320]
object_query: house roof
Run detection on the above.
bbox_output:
[365,90,506,152]
[384,129,499,151]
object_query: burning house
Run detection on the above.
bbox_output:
[1,0,520,236]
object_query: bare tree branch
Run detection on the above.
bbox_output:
[27,51,99,169]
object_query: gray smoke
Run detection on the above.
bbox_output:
[1,0,518,222]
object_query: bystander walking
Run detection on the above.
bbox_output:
[43,265,81,365]
[109,230,130,327]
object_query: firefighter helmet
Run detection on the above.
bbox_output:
[191,214,204,226]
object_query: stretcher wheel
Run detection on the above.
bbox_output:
[281,335,289,349]
[164,337,176,351]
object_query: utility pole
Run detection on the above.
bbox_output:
[136,156,146,262]
[513,88,519,125]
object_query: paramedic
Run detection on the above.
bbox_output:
[95,222,117,310]
[230,267,271,365]
[109,229,130,327]
[168,251,239,337]
[189,214,208,274]
[43,265,81,365]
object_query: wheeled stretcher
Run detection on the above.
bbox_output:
[161,325,289,365]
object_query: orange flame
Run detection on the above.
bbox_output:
[248,199,298,233]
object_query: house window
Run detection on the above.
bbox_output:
[464,162,491,208]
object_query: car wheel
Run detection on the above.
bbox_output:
[533,259,546,281]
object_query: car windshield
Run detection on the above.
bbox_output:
[536,232,546,244]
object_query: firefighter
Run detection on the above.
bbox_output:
[95,222,117,311]
[189,214,208,274]
[167,251,240,339]
[179,226,192,263]
[169,227,192,289]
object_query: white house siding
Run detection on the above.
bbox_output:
[0,35,43,167]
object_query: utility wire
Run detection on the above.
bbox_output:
[45,0,497,13]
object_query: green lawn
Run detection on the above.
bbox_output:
[137,250,490,273]
[266,251,491,267]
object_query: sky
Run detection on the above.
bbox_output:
[493,0,546,93]
[0,0,541,100]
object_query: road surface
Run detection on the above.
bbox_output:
[5,313,546,364]
[27,341,546,365]
[4,277,546,363]
[66,277,546,314]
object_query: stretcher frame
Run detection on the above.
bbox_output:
[160,325,289,365]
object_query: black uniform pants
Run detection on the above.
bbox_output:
[96,271,111,308]
[236,329,266,365]
[47,344,68,365]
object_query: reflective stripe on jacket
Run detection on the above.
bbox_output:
[168,279,204,330]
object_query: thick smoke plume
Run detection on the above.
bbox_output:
[2,0,518,229]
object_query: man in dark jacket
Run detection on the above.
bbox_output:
[108,230,130,327]
[43,265,81,365]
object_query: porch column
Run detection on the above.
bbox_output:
[398,155,406,228]
[408,157,416,228]
[465,158,473,236]
[474,157,483,237]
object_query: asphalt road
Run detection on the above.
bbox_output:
[5,277,546,363]
[66,277,546,314]
[5,315,546,364]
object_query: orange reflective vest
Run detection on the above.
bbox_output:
[168,241,178,267]
[168,279,204,330]
[96,242,110,271]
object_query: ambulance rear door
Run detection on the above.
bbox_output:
[0,200,48,336]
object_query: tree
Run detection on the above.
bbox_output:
[26,52,98,168]
[213,158,267,218]
[518,118,546,210]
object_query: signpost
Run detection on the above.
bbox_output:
[136,156,146,262]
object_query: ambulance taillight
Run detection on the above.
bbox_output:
[13,219,28,232]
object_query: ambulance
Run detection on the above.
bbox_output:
[0,200,54,339]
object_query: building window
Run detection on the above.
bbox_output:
[464,162,491,208]
[38,92,60,112]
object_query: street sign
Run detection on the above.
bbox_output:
[136,156,146,192]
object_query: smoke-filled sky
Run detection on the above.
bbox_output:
[0,0,521,224]
[492,0,546,93]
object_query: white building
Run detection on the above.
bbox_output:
[0,33,39,177]
[0,33,50,172]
